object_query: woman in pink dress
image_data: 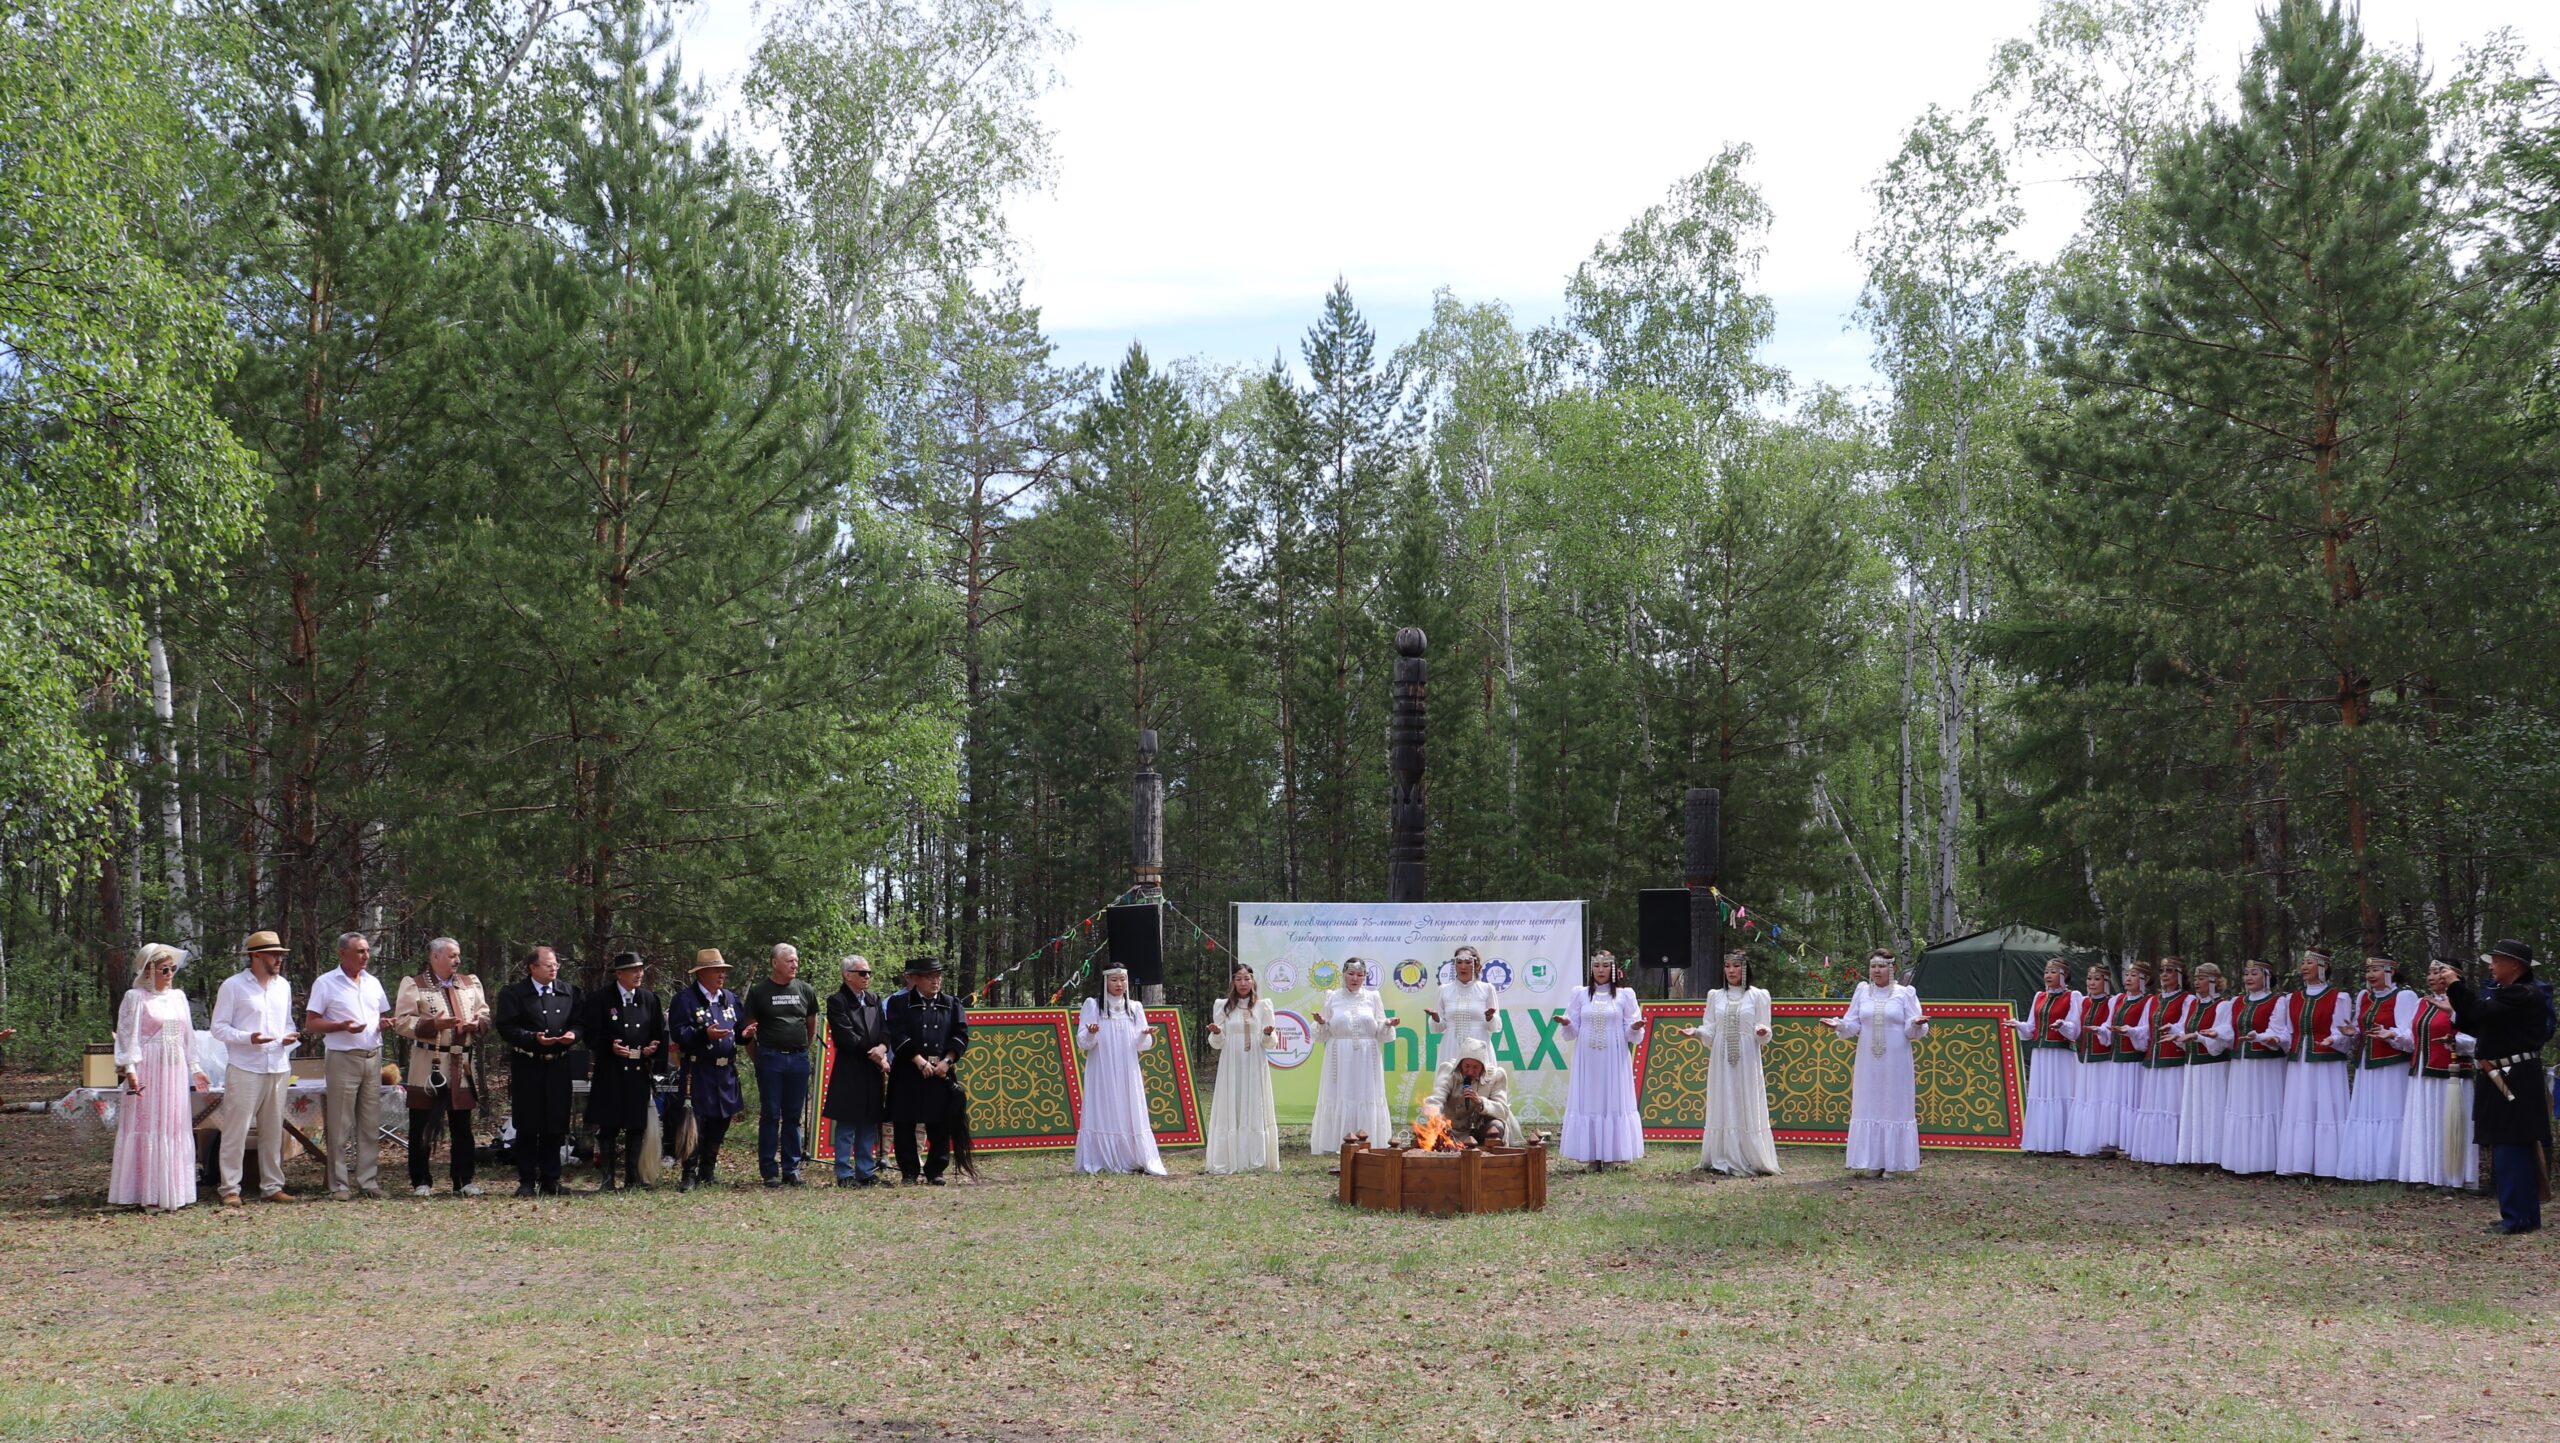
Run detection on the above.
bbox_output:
[110,943,208,1211]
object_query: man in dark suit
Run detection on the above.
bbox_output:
[583,951,666,1192]
[884,955,969,1185]
[2449,938,2554,1234]
[491,945,582,1197]
[823,954,893,1187]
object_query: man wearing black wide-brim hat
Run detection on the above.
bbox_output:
[883,955,970,1185]
[2448,939,2554,1234]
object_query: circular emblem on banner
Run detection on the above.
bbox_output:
[1266,1010,1315,1068]
[1310,959,1340,992]
[1524,958,1558,993]
[1267,961,1299,994]
[1436,959,1457,986]
[1482,959,1513,989]
[1393,959,1429,991]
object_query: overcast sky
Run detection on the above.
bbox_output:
[680,1,2556,395]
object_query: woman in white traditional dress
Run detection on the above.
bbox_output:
[1686,949,1779,1176]
[1309,958,1396,1155]
[1203,964,1281,1174]
[1073,967,1166,1176]
[1558,950,1646,1170]
[2169,962,2234,1165]
[2100,959,2154,1152]
[2214,958,2287,1176]
[2336,955,2416,1181]
[1427,946,1499,1074]
[2010,956,2082,1154]
[2126,958,2189,1164]
[1827,950,1928,1177]
[2064,963,2119,1157]
[2391,958,2477,1189]
[109,943,209,1211]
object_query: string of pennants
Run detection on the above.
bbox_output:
[1694,883,1868,993]
[970,889,1240,1006]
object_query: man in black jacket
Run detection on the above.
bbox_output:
[884,955,969,1184]
[2449,938,2554,1235]
[492,945,582,1197]
[822,954,892,1187]
[583,952,666,1191]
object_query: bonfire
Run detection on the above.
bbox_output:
[1406,1102,1466,1153]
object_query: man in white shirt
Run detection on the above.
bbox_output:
[209,930,300,1206]
[303,931,392,1199]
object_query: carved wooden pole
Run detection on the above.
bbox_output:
[1685,788,1722,1000]
[1133,728,1166,1005]
[1389,628,1427,904]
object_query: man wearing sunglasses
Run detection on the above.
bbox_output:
[823,955,893,1187]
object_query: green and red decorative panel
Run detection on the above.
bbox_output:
[1635,999,2021,1151]
[820,1007,1202,1153]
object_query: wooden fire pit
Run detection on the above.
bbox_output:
[1336,1140,1547,1216]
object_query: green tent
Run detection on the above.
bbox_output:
[1913,924,2102,1021]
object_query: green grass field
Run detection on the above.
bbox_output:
[2,1116,2552,1442]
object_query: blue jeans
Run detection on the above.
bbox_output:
[756,1050,812,1179]
[833,1120,881,1182]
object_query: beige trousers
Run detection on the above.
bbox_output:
[321,1048,382,1194]
[216,1068,291,1197]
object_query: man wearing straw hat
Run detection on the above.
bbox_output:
[2451,939,2555,1234]
[669,949,746,1191]
[208,930,299,1206]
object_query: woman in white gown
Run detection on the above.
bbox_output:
[1310,958,1396,1154]
[2064,963,2120,1157]
[1686,949,1779,1176]
[1558,950,1646,1169]
[1073,967,1166,1176]
[109,943,209,1211]
[2391,958,2477,1189]
[1428,946,1499,1075]
[2009,957,2083,1154]
[2168,962,2235,1165]
[1203,964,1281,1174]
[1828,951,1928,1176]
[2214,959,2287,1175]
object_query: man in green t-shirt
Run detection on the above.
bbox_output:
[743,944,822,1186]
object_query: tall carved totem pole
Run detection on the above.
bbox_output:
[1389,628,1427,904]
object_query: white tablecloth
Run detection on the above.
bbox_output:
[48,1081,407,1138]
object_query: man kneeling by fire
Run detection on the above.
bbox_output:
[1409,1040,1515,1150]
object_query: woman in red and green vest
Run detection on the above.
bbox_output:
[2099,960,2153,1155]
[2064,962,2120,1157]
[2127,957,2190,1164]
[2270,948,2354,1179]
[2218,958,2288,1176]
[2008,956,2084,1154]
[2169,962,2235,1165]
[2392,957,2477,1190]
[2338,956,2417,1181]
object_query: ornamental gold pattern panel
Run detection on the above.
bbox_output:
[1634,1000,2021,1151]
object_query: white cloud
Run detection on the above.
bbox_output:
[684,0,2559,389]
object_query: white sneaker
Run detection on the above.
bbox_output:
[458,1182,483,1197]
[412,1185,434,1198]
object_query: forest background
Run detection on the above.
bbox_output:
[5,0,2559,1059]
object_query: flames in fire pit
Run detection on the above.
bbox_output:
[1407,1107,1461,1153]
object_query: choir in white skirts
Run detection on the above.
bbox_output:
[2170,963,2235,1165]
[1829,951,1929,1176]
[1688,950,1780,1176]
[1308,958,1395,1154]
[2065,963,2121,1157]
[2337,956,2415,1182]
[2272,949,2353,1178]
[1072,968,1167,1177]
[2011,958,2083,1154]
[2127,959,2188,1164]
[1558,951,1646,1169]
[1202,964,1282,1175]
[2395,959,2478,1188]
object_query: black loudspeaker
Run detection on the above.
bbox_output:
[1107,903,1164,987]
[1638,888,1691,975]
